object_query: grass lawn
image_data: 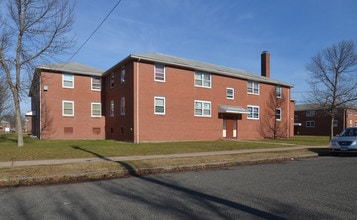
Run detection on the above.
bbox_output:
[0,134,329,162]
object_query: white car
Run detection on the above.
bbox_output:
[330,127,357,152]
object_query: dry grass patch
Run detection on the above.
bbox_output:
[0,149,316,187]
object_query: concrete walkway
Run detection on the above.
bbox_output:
[0,146,327,168]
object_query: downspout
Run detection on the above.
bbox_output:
[39,71,42,140]
[287,87,290,138]
[136,59,140,143]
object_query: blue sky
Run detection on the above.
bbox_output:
[23,0,357,110]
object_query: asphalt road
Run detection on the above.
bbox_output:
[1,156,356,219]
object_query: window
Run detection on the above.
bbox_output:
[91,103,101,117]
[63,101,74,116]
[194,100,211,117]
[92,76,101,91]
[333,120,338,127]
[120,97,125,115]
[306,121,315,127]
[154,96,165,115]
[276,85,282,98]
[276,108,282,121]
[226,88,234,99]
[154,64,165,82]
[62,73,74,88]
[120,68,125,84]
[247,81,259,94]
[247,105,259,119]
[110,73,114,88]
[306,110,315,117]
[195,72,211,88]
[110,100,114,117]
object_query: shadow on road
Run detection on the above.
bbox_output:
[309,147,357,157]
[71,145,287,219]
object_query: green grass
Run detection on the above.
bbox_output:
[0,134,329,162]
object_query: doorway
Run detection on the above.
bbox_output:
[223,118,237,139]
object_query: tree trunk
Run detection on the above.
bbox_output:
[13,91,23,147]
[330,114,335,140]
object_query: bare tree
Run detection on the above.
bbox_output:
[0,0,74,146]
[260,87,287,139]
[306,40,357,139]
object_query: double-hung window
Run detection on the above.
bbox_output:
[120,97,125,115]
[120,68,125,84]
[154,96,165,115]
[91,76,101,91]
[110,100,114,117]
[91,103,101,117]
[110,73,114,88]
[195,72,211,88]
[276,85,282,98]
[154,64,165,82]
[194,100,211,117]
[63,100,74,116]
[247,105,259,119]
[276,108,282,121]
[306,110,315,117]
[247,81,259,94]
[63,73,74,88]
[306,121,315,127]
[226,88,234,99]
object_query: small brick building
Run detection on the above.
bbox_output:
[294,104,357,136]
[29,62,105,139]
[29,52,295,142]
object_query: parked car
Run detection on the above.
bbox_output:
[330,127,357,152]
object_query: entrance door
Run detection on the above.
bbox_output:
[223,119,237,139]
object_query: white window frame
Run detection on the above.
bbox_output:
[306,110,315,117]
[247,81,259,95]
[62,73,74,88]
[154,64,165,82]
[120,68,126,84]
[247,105,259,120]
[120,97,125,116]
[91,102,102,117]
[306,121,315,127]
[62,100,74,116]
[154,96,166,115]
[91,76,101,91]
[194,72,211,88]
[276,85,282,98]
[276,108,282,121]
[194,100,211,117]
[110,100,114,117]
[226,88,234,100]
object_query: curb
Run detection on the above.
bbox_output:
[0,152,318,187]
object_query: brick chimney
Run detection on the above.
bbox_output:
[261,51,270,78]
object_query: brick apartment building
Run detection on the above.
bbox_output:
[294,104,357,136]
[29,62,105,139]
[29,52,295,142]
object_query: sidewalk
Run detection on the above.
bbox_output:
[0,145,326,168]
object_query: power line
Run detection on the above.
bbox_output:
[67,0,123,62]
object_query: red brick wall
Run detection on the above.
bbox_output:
[104,63,135,141]
[128,61,292,142]
[40,71,105,139]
